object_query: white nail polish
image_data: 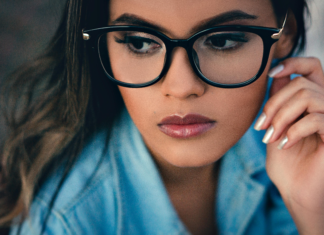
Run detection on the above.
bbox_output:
[268,64,284,77]
[277,136,289,150]
[262,126,274,144]
[254,113,267,131]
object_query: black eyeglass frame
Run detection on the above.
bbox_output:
[83,24,283,88]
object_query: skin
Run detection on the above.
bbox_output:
[109,0,324,234]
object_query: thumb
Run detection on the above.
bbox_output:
[270,75,291,97]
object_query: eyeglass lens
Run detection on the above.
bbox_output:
[98,30,264,85]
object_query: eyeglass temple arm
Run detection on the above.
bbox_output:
[83,29,90,40]
[271,12,288,40]
[81,13,289,41]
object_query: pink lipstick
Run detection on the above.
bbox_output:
[158,114,216,139]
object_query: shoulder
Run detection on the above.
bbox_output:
[12,108,149,234]
[13,127,123,234]
[38,130,116,211]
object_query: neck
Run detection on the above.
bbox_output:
[149,148,219,190]
[161,161,217,188]
[149,149,220,235]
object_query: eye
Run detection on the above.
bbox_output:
[204,33,248,50]
[115,34,162,55]
[209,37,236,48]
[131,37,149,49]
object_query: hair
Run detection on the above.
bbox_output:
[0,0,309,230]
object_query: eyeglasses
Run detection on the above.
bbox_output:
[83,15,287,88]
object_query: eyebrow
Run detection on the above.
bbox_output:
[111,10,258,35]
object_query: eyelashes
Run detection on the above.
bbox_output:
[111,31,250,58]
[114,34,162,55]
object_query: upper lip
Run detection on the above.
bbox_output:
[158,114,215,125]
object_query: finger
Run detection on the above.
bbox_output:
[255,77,322,130]
[270,57,324,87]
[270,75,290,97]
[278,113,324,150]
[265,89,324,143]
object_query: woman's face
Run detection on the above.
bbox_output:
[109,0,278,167]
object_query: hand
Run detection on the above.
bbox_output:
[254,57,324,235]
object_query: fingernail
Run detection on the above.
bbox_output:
[268,64,284,77]
[262,126,274,144]
[254,113,267,131]
[277,136,288,150]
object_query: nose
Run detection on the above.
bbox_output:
[160,47,206,99]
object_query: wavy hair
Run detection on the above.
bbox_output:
[0,0,309,231]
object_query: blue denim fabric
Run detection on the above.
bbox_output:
[10,79,298,235]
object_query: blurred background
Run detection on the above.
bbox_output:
[0,0,65,144]
[0,0,323,143]
[305,0,324,63]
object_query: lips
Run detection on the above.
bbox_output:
[158,114,216,138]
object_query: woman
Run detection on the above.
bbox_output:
[2,0,324,234]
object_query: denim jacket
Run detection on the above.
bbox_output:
[10,84,298,235]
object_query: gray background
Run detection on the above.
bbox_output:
[0,0,65,80]
[305,0,324,64]
[0,0,323,143]
[0,0,65,144]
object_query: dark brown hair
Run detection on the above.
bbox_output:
[0,0,309,231]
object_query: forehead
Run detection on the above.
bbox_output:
[109,0,276,37]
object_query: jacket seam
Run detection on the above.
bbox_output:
[110,141,123,235]
[34,197,73,235]
[62,167,113,215]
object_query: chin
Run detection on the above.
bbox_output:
[157,147,223,168]
[169,158,218,168]
[144,129,237,169]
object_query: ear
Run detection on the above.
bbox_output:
[273,12,298,59]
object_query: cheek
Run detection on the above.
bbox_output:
[225,75,268,129]
[210,75,268,144]
[118,87,157,129]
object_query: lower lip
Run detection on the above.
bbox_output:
[158,122,216,139]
